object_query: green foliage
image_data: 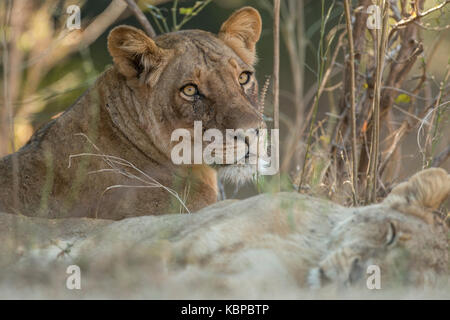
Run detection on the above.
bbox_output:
[254,173,294,194]
[146,0,212,33]
[394,93,411,104]
[298,0,338,189]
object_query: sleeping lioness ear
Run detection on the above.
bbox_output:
[107,25,171,84]
[218,7,262,65]
[383,168,450,224]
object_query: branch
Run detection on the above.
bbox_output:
[344,0,359,205]
[123,0,157,38]
[431,145,450,167]
[389,0,450,38]
[366,0,389,204]
[381,0,426,116]
[273,0,281,189]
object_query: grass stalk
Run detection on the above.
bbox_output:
[273,0,281,191]
[298,0,334,191]
[124,0,157,37]
[367,0,389,203]
[343,0,359,205]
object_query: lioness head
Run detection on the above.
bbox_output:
[107,7,266,185]
[309,168,449,289]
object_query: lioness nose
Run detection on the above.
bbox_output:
[237,128,259,140]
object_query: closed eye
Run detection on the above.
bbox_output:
[386,222,397,246]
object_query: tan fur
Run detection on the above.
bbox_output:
[173,168,449,289]
[218,7,262,65]
[0,168,447,297]
[0,7,263,219]
[129,167,447,290]
[383,168,450,224]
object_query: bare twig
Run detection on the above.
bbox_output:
[379,98,448,177]
[413,21,450,31]
[367,0,389,203]
[273,0,281,190]
[123,0,157,38]
[431,145,450,167]
[343,0,359,205]
[390,0,449,34]
[69,133,190,215]
[424,62,450,167]
[330,0,371,192]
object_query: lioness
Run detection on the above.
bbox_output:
[75,168,449,292]
[0,7,265,219]
[1,168,448,298]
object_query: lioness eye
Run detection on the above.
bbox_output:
[238,72,251,85]
[181,84,198,97]
[385,222,397,246]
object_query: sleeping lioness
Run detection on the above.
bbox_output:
[1,168,448,298]
[0,7,265,219]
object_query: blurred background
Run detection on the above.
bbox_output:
[0,0,449,205]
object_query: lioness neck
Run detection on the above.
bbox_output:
[0,69,218,219]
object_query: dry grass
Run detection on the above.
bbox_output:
[277,0,450,209]
[68,133,190,215]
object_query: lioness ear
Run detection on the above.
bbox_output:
[383,168,450,224]
[218,7,262,65]
[107,25,170,84]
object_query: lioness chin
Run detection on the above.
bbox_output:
[0,7,266,219]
